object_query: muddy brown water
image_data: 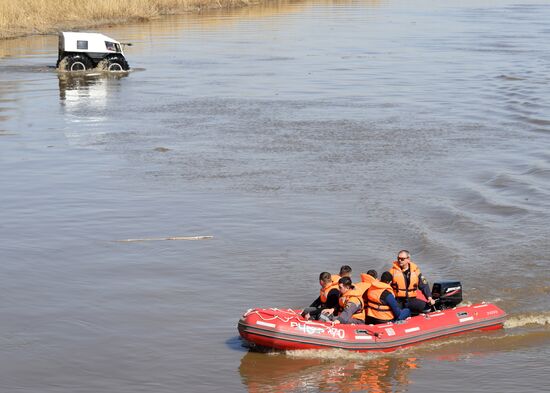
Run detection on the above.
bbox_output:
[1,0,549,392]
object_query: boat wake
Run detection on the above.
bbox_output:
[284,348,381,361]
[504,312,550,328]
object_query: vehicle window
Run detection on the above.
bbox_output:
[105,41,116,51]
[77,40,88,50]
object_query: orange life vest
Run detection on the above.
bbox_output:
[366,281,395,321]
[338,286,366,321]
[352,281,372,295]
[360,273,377,285]
[353,279,371,303]
[389,261,421,299]
[319,274,340,303]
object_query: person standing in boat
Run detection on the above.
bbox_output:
[302,272,341,320]
[389,250,435,314]
[365,271,411,324]
[322,277,366,324]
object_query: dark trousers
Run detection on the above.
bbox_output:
[365,316,392,325]
[397,297,429,315]
[301,307,327,320]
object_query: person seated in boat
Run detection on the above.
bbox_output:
[301,272,341,320]
[322,265,352,290]
[389,250,435,315]
[365,271,411,324]
[354,269,377,306]
[360,269,377,284]
[338,264,352,280]
[321,277,366,324]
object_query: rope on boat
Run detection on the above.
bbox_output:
[245,308,333,327]
[244,310,298,323]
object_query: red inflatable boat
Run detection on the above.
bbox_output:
[238,303,506,352]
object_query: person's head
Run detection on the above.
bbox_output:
[338,276,353,294]
[380,271,393,284]
[397,250,411,269]
[319,272,332,287]
[366,269,378,279]
[339,265,352,277]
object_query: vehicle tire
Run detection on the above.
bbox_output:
[62,55,93,72]
[99,55,129,72]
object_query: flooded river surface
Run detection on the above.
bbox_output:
[1,0,550,391]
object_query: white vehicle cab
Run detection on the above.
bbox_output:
[57,32,130,72]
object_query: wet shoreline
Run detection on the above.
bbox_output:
[0,0,260,40]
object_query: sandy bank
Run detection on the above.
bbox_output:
[0,0,258,40]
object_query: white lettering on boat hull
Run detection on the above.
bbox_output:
[256,321,276,328]
[289,322,345,339]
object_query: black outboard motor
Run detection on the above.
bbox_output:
[432,281,462,309]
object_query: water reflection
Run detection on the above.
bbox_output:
[0,81,18,126]
[238,326,542,393]
[239,351,417,393]
[0,0,386,58]
[58,72,128,111]
[0,34,57,58]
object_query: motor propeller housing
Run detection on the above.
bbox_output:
[432,281,463,309]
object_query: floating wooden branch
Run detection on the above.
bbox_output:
[116,235,213,243]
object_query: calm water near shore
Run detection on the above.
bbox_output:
[1,0,549,392]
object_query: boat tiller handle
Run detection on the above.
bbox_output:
[355,329,379,337]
